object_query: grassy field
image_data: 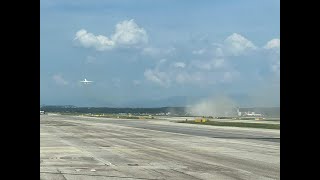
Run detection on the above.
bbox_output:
[179,120,280,129]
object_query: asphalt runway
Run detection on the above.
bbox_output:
[40,114,280,180]
[66,116,280,143]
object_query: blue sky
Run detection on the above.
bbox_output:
[40,0,280,107]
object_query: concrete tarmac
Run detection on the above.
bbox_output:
[40,114,280,180]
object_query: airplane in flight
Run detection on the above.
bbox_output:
[80,78,93,84]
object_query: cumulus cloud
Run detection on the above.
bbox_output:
[224,33,257,56]
[144,69,171,87]
[141,47,176,58]
[264,38,280,50]
[144,53,233,87]
[144,59,188,87]
[263,38,280,75]
[215,47,224,57]
[143,33,278,88]
[146,60,237,86]
[52,74,68,85]
[192,58,226,70]
[212,58,226,69]
[192,49,206,55]
[158,58,167,65]
[145,60,237,87]
[74,29,115,51]
[74,19,148,51]
[111,19,148,45]
[175,72,204,84]
[172,62,186,68]
[264,38,280,55]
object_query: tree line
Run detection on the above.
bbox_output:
[40,106,186,115]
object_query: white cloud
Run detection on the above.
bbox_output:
[264,38,280,55]
[213,58,225,69]
[143,33,277,87]
[172,62,186,68]
[192,58,226,70]
[144,69,170,87]
[111,19,148,46]
[150,58,168,72]
[212,43,223,47]
[141,47,176,57]
[144,59,235,87]
[175,72,204,84]
[52,74,68,85]
[74,19,148,51]
[192,49,206,55]
[158,58,167,64]
[215,47,224,57]
[224,33,257,56]
[264,39,280,74]
[264,38,280,50]
[74,29,115,51]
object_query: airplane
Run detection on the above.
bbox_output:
[80,78,93,84]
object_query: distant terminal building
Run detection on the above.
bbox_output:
[235,107,280,118]
[237,108,263,117]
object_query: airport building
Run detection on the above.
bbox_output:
[237,108,263,117]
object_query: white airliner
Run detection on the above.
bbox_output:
[80,78,93,84]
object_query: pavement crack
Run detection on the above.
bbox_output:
[56,169,67,180]
[171,169,203,180]
[40,171,163,180]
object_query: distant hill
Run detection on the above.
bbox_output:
[41,105,187,115]
[124,96,203,108]
[41,105,279,117]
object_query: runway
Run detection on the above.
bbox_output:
[40,114,280,180]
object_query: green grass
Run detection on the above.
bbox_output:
[179,120,280,129]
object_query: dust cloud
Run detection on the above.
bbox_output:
[186,95,237,117]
